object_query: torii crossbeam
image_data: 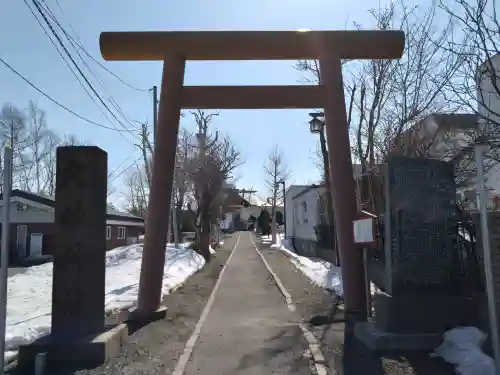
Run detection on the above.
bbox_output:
[100,30,405,317]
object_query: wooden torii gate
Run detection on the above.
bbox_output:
[99,30,405,317]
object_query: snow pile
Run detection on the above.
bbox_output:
[5,242,205,361]
[260,234,282,248]
[260,234,273,245]
[432,327,495,375]
[272,236,343,297]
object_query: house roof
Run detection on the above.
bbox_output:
[3,189,144,223]
[392,113,478,148]
[429,113,478,131]
[292,184,326,200]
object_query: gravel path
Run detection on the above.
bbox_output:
[255,236,456,375]
[68,234,237,375]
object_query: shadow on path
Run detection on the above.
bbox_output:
[235,324,311,374]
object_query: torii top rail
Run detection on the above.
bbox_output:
[100,31,404,109]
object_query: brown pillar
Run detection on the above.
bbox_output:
[319,50,367,316]
[137,54,185,314]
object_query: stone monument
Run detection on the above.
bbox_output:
[356,156,478,350]
[18,146,127,373]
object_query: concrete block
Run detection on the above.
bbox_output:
[17,323,128,374]
[354,321,442,351]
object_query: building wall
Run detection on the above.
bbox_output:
[0,201,54,223]
[477,53,500,196]
[0,200,144,263]
[3,222,144,262]
[290,186,325,242]
[285,185,308,238]
[106,224,143,250]
[3,222,55,261]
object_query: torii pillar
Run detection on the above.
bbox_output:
[99,30,405,318]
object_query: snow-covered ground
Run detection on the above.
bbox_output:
[5,242,206,362]
[262,234,495,375]
[262,233,343,296]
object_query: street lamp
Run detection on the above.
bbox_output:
[309,111,325,134]
[308,111,340,265]
[276,180,287,238]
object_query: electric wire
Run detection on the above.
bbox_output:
[37,1,143,128]
[0,56,135,133]
[30,0,137,135]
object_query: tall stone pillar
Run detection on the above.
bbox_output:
[18,146,127,371]
[137,54,186,315]
[51,146,108,337]
[319,50,367,316]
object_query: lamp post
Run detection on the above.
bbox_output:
[309,112,325,134]
[309,112,339,266]
[276,180,286,238]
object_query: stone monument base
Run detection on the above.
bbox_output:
[128,306,168,324]
[17,324,127,374]
[354,321,443,351]
[373,292,477,334]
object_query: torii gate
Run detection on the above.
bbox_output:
[99,30,405,317]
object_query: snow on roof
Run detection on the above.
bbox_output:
[245,194,267,206]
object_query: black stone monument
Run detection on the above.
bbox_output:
[356,156,477,350]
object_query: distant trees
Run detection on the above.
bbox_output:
[263,144,290,243]
[123,110,243,261]
[0,101,89,196]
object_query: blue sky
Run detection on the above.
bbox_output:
[1,0,396,207]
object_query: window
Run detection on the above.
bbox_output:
[106,226,111,240]
[302,201,308,223]
[16,203,28,212]
[117,227,126,240]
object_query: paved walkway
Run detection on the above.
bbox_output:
[176,232,315,375]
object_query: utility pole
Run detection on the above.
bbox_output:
[152,85,178,248]
[238,188,257,202]
[152,86,158,140]
[0,146,13,374]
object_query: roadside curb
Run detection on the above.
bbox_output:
[249,233,328,375]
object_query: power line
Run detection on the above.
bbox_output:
[30,0,136,135]
[0,56,133,133]
[37,1,144,128]
[23,0,124,133]
[109,156,143,184]
[108,152,140,179]
[52,0,150,93]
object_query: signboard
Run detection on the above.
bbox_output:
[353,211,377,245]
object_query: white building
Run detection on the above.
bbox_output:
[476,52,500,200]
[285,184,338,264]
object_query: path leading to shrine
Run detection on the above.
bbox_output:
[173,232,324,375]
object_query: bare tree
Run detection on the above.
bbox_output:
[62,133,90,146]
[134,122,153,189]
[22,102,57,193]
[40,136,58,196]
[263,144,290,244]
[187,110,243,261]
[0,103,32,190]
[173,128,197,236]
[296,0,462,213]
[439,0,500,166]
[124,164,149,217]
